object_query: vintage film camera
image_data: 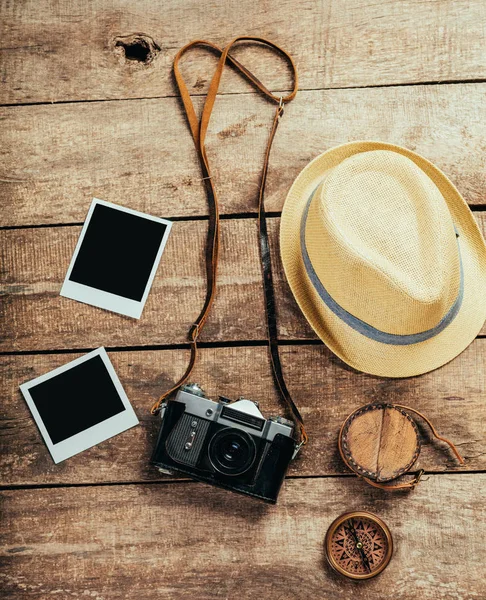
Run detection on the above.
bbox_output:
[151,383,298,503]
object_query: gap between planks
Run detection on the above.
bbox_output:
[1,208,485,233]
[3,470,485,493]
[0,212,283,232]
[2,77,486,109]
[0,473,356,492]
[1,335,485,358]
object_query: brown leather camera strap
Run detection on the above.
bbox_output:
[151,37,308,446]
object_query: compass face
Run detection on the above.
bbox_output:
[325,512,393,579]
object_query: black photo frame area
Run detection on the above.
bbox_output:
[60,199,172,318]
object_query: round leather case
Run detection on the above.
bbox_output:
[338,403,465,491]
[339,404,420,486]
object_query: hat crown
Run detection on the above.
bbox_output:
[306,151,461,336]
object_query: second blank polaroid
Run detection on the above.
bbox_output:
[61,198,172,319]
[19,348,139,464]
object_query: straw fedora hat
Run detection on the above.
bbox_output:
[280,141,486,377]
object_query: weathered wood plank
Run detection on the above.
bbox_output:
[1,83,486,227]
[0,475,484,599]
[1,341,483,486]
[1,0,486,105]
[2,215,485,352]
[0,219,266,351]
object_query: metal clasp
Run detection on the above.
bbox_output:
[411,469,425,489]
[189,322,200,339]
[292,440,304,460]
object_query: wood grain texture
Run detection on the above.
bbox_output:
[2,215,485,352]
[1,83,486,227]
[1,474,484,599]
[2,0,486,105]
[2,2,485,597]
[0,218,265,351]
[1,340,483,487]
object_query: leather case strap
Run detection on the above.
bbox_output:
[363,405,464,491]
[151,37,307,446]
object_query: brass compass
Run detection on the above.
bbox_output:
[324,511,393,579]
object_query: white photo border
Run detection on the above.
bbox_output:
[60,198,172,319]
[19,347,139,464]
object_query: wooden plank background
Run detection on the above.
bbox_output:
[1,475,483,600]
[2,83,486,227]
[1,1,485,598]
[2,216,486,352]
[1,341,485,487]
[2,0,486,105]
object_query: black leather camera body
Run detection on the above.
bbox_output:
[151,383,297,503]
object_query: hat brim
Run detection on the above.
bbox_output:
[280,141,486,377]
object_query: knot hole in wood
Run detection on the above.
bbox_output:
[114,33,161,65]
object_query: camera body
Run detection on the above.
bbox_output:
[151,383,297,503]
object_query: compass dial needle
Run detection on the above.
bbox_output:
[344,519,372,573]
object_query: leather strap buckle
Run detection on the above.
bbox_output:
[411,469,425,489]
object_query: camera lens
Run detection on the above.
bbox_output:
[223,440,242,462]
[208,428,256,476]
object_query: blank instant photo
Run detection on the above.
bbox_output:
[61,198,172,319]
[19,348,139,463]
